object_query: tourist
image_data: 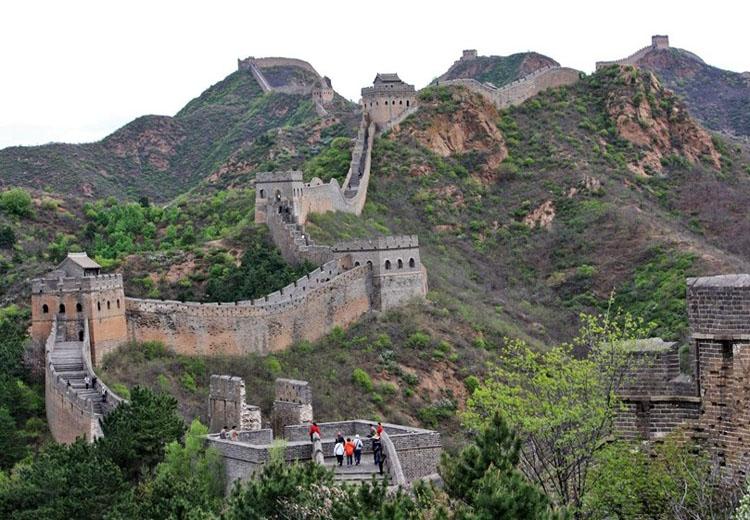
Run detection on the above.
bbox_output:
[345,437,355,465]
[84,375,91,390]
[372,434,382,466]
[230,425,239,441]
[368,425,376,438]
[376,422,384,436]
[219,426,228,440]
[335,430,345,445]
[91,376,98,389]
[354,434,363,465]
[334,438,345,466]
[101,389,107,403]
[309,421,321,442]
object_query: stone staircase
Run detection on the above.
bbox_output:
[324,455,386,483]
[50,341,104,415]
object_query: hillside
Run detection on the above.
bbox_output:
[619,45,750,137]
[435,51,559,87]
[0,67,359,201]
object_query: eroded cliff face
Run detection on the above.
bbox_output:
[392,88,508,178]
[605,67,721,176]
[102,116,186,172]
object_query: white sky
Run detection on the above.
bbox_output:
[1,0,748,149]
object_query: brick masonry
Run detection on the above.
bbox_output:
[617,273,750,478]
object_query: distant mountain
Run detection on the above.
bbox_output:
[597,36,750,137]
[0,62,357,201]
[435,50,559,87]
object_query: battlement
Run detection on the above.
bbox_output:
[333,235,419,253]
[256,171,304,184]
[275,378,312,404]
[687,274,750,338]
[461,49,478,61]
[32,273,123,294]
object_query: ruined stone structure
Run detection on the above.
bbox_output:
[208,375,261,432]
[361,73,417,129]
[596,35,672,70]
[271,378,313,434]
[616,274,750,477]
[207,376,441,488]
[436,65,582,110]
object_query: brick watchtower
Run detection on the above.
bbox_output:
[361,73,417,129]
[31,253,127,366]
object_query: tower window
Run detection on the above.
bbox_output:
[398,259,403,269]
[409,258,416,268]
[107,301,111,310]
[260,189,265,199]
[97,302,101,311]
[59,304,65,314]
[117,299,120,309]
[76,303,82,312]
[42,304,49,314]
[385,260,391,270]
[406,100,410,107]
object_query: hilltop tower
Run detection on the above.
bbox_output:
[31,253,127,366]
[361,73,417,129]
[652,35,669,49]
[312,76,334,105]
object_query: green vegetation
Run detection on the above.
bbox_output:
[0,188,33,218]
[302,136,352,183]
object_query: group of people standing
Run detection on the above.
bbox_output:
[218,425,239,441]
[309,421,387,474]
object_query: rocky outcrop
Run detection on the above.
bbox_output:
[392,89,508,175]
[605,67,721,176]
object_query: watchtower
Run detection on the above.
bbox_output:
[312,76,334,104]
[271,378,313,435]
[254,171,306,224]
[652,35,669,49]
[361,73,417,129]
[31,252,127,365]
[333,235,427,311]
[461,49,478,61]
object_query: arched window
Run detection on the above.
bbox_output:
[117,299,120,309]
[59,304,65,314]
[409,258,416,268]
[97,302,101,311]
[399,100,403,105]
[354,261,360,267]
[78,330,84,341]
[275,190,282,201]
[367,260,373,268]
[76,303,82,312]
[42,304,49,314]
[259,189,265,199]
[406,100,410,107]
[385,260,391,270]
[384,100,388,105]
[398,259,403,269]
[107,301,111,310]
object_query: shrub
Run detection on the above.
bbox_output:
[464,375,480,394]
[264,356,282,376]
[0,188,33,217]
[180,372,197,393]
[406,331,431,349]
[0,226,15,248]
[352,368,373,392]
[402,372,419,387]
[110,383,131,400]
[142,340,168,360]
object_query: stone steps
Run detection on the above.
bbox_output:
[324,456,385,482]
[51,340,104,414]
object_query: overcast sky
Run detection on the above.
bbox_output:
[1,0,748,150]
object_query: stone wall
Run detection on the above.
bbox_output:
[595,35,670,70]
[438,66,581,110]
[208,375,262,432]
[687,275,750,339]
[272,378,313,434]
[126,263,373,357]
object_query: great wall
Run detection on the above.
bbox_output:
[33,40,750,484]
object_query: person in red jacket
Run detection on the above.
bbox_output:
[309,422,321,441]
[344,438,355,466]
[376,422,384,436]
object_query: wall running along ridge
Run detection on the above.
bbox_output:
[436,66,581,110]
